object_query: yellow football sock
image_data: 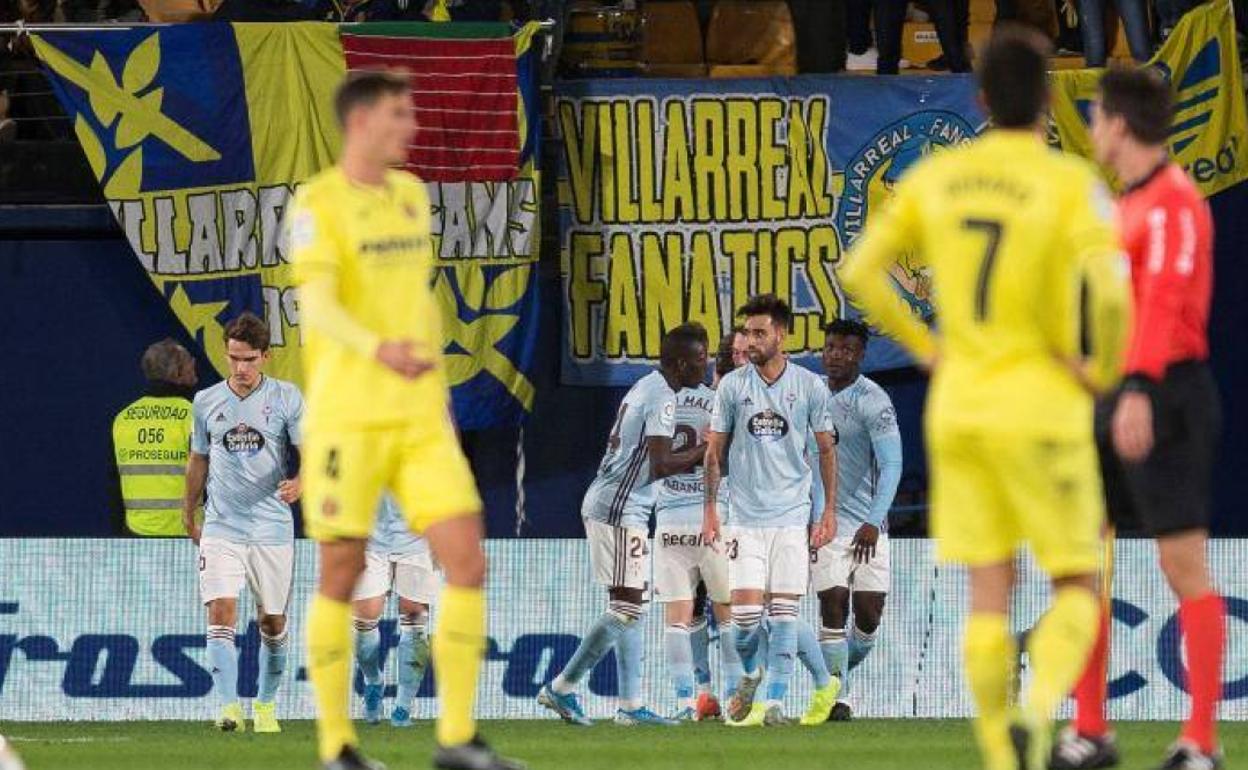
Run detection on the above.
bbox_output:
[434,585,487,747]
[1026,587,1099,721]
[964,613,1017,770]
[307,593,357,762]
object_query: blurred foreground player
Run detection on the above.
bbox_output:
[840,26,1132,770]
[1053,67,1223,770]
[290,70,522,770]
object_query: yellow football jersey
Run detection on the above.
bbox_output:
[290,166,448,429]
[841,130,1130,439]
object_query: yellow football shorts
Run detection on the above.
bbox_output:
[928,427,1104,577]
[303,418,482,542]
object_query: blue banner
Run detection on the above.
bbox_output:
[557,74,985,385]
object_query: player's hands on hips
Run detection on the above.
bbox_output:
[376,340,436,380]
[702,507,721,553]
[851,523,879,563]
[811,513,836,550]
[1113,390,1154,462]
[277,477,302,504]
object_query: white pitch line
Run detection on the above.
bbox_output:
[4,736,134,744]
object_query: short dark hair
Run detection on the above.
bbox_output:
[660,322,709,367]
[978,24,1052,129]
[1098,66,1174,146]
[141,338,191,384]
[223,312,270,352]
[715,331,738,378]
[334,70,410,127]
[737,294,792,332]
[825,318,870,346]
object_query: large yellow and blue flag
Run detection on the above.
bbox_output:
[1050,0,1248,196]
[33,21,541,429]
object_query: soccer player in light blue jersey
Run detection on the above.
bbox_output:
[653,367,742,722]
[808,319,903,722]
[703,295,842,727]
[539,324,710,727]
[352,493,437,728]
[182,313,303,735]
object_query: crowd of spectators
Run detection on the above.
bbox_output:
[0,0,1242,193]
[557,0,1247,77]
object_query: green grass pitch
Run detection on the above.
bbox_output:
[4,720,1246,770]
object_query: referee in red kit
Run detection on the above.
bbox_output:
[1051,68,1224,770]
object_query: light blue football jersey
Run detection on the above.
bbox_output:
[582,370,677,529]
[809,375,903,531]
[711,362,832,528]
[191,376,303,545]
[654,384,727,529]
[368,493,428,557]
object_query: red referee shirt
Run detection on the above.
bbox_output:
[1117,163,1214,382]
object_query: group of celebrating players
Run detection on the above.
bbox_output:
[538,303,901,731]
[178,19,1224,770]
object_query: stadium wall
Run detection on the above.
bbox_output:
[0,538,1245,721]
[2,181,1248,537]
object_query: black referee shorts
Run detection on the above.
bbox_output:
[1096,361,1221,537]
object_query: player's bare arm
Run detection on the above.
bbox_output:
[183,452,208,545]
[812,429,838,549]
[647,435,707,479]
[701,430,726,549]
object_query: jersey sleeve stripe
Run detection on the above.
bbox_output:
[607,424,649,526]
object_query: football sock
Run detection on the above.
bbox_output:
[689,616,712,693]
[763,598,799,704]
[616,617,645,711]
[1026,588,1099,724]
[796,620,832,689]
[433,585,486,747]
[848,624,877,671]
[1180,592,1225,753]
[396,613,429,710]
[1072,606,1111,738]
[820,626,849,695]
[206,625,238,706]
[257,628,288,703]
[964,613,1016,770]
[664,624,696,707]
[719,621,745,702]
[553,601,638,693]
[353,617,382,686]
[756,618,771,671]
[307,594,357,762]
[731,605,765,674]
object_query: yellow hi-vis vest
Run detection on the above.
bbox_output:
[112,395,193,536]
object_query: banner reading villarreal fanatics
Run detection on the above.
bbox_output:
[32,22,542,429]
[558,0,1248,385]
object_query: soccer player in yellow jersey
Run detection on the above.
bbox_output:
[839,28,1132,770]
[289,71,524,770]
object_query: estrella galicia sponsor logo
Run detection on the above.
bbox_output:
[747,409,789,441]
[223,423,264,456]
